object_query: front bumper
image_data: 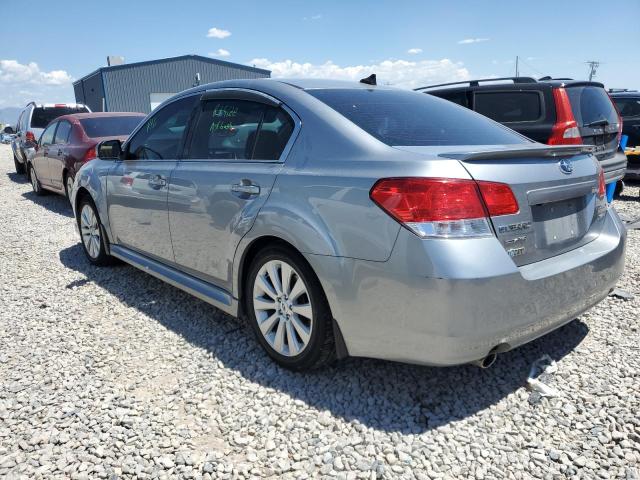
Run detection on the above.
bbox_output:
[307,207,626,366]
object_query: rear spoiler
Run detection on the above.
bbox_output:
[439,145,595,161]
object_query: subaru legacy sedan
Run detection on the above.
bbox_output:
[71,79,626,370]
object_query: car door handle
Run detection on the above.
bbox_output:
[148,175,167,188]
[231,183,260,195]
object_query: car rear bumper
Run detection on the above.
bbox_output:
[307,207,626,366]
[602,151,627,184]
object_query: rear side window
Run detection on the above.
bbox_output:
[80,116,145,138]
[30,106,89,129]
[613,97,640,118]
[186,100,294,160]
[474,92,542,123]
[432,91,470,108]
[308,88,528,146]
[54,121,72,144]
[566,87,619,126]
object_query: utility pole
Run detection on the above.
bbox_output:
[586,61,599,81]
[515,56,519,77]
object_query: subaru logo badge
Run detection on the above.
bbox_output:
[559,158,573,174]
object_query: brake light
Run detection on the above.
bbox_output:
[548,88,582,145]
[370,178,519,238]
[25,131,36,143]
[597,168,605,199]
[82,145,97,162]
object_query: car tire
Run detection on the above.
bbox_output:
[14,153,25,175]
[64,173,75,205]
[76,196,114,266]
[29,164,46,196]
[245,245,335,371]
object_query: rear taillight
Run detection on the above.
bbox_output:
[597,168,606,200]
[548,88,582,145]
[370,178,519,238]
[82,146,97,163]
[25,131,36,143]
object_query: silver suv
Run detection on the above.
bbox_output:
[72,79,626,370]
[12,102,90,174]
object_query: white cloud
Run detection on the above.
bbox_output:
[303,14,323,20]
[206,27,231,39]
[407,48,423,55]
[458,38,489,44]
[210,49,230,57]
[0,60,73,85]
[249,57,470,89]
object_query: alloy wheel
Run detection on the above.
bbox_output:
[66,176,74,199]
[252,259,313,357]
[80,204,101,259]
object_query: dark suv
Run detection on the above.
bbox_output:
[418,77,626,185]
[609,89,640,180]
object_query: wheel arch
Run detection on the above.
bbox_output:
[234,234,349,359]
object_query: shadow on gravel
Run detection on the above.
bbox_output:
[60,244,589,434]
[21,190,73,218]
[6,171,29,184]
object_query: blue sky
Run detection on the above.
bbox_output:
[1,0,638,108]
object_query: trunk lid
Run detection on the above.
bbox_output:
[396,144,607,266]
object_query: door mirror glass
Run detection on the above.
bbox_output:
[97,139,122,159]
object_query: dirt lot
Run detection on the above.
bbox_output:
[0,143,638,479]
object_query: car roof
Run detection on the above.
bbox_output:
[26,102,88,109]
[609,91,640,98]
[54,112,146,123]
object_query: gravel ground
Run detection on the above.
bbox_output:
[0,143,638,480]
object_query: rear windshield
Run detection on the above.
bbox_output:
[566,86,619,127]
[474,91,542,123]
[80,116,145,138]
[30,106,89,129]
[307,88,529,146]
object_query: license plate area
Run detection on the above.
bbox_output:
[531,197,588,248]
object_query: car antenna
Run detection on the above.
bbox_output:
[360,74,377,86]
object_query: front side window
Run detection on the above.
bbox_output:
[308,88,529,146]
[39,122,57,146]
[126,95,198,160]
[54,121,72,144]
[474,91,542,123]
[186,100,294,160]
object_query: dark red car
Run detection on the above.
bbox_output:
[28,112,146,200]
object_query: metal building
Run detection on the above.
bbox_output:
[73,54,271,114]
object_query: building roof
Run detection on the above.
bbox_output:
[73,54,271,86]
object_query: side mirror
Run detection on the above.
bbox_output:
[97,139,123,160]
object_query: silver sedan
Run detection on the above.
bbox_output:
[72,78,626,370]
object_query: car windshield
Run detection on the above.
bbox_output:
[31,106,89,129]
[80,116,145,138]
[307,88,530,146]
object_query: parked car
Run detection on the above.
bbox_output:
[418,77,627,186]
[71,79,625,371]
[28,112,145,202]
[12,102,90,175]
[609,89,640,180]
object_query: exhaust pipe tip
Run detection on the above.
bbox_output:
[472,352,497,369]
